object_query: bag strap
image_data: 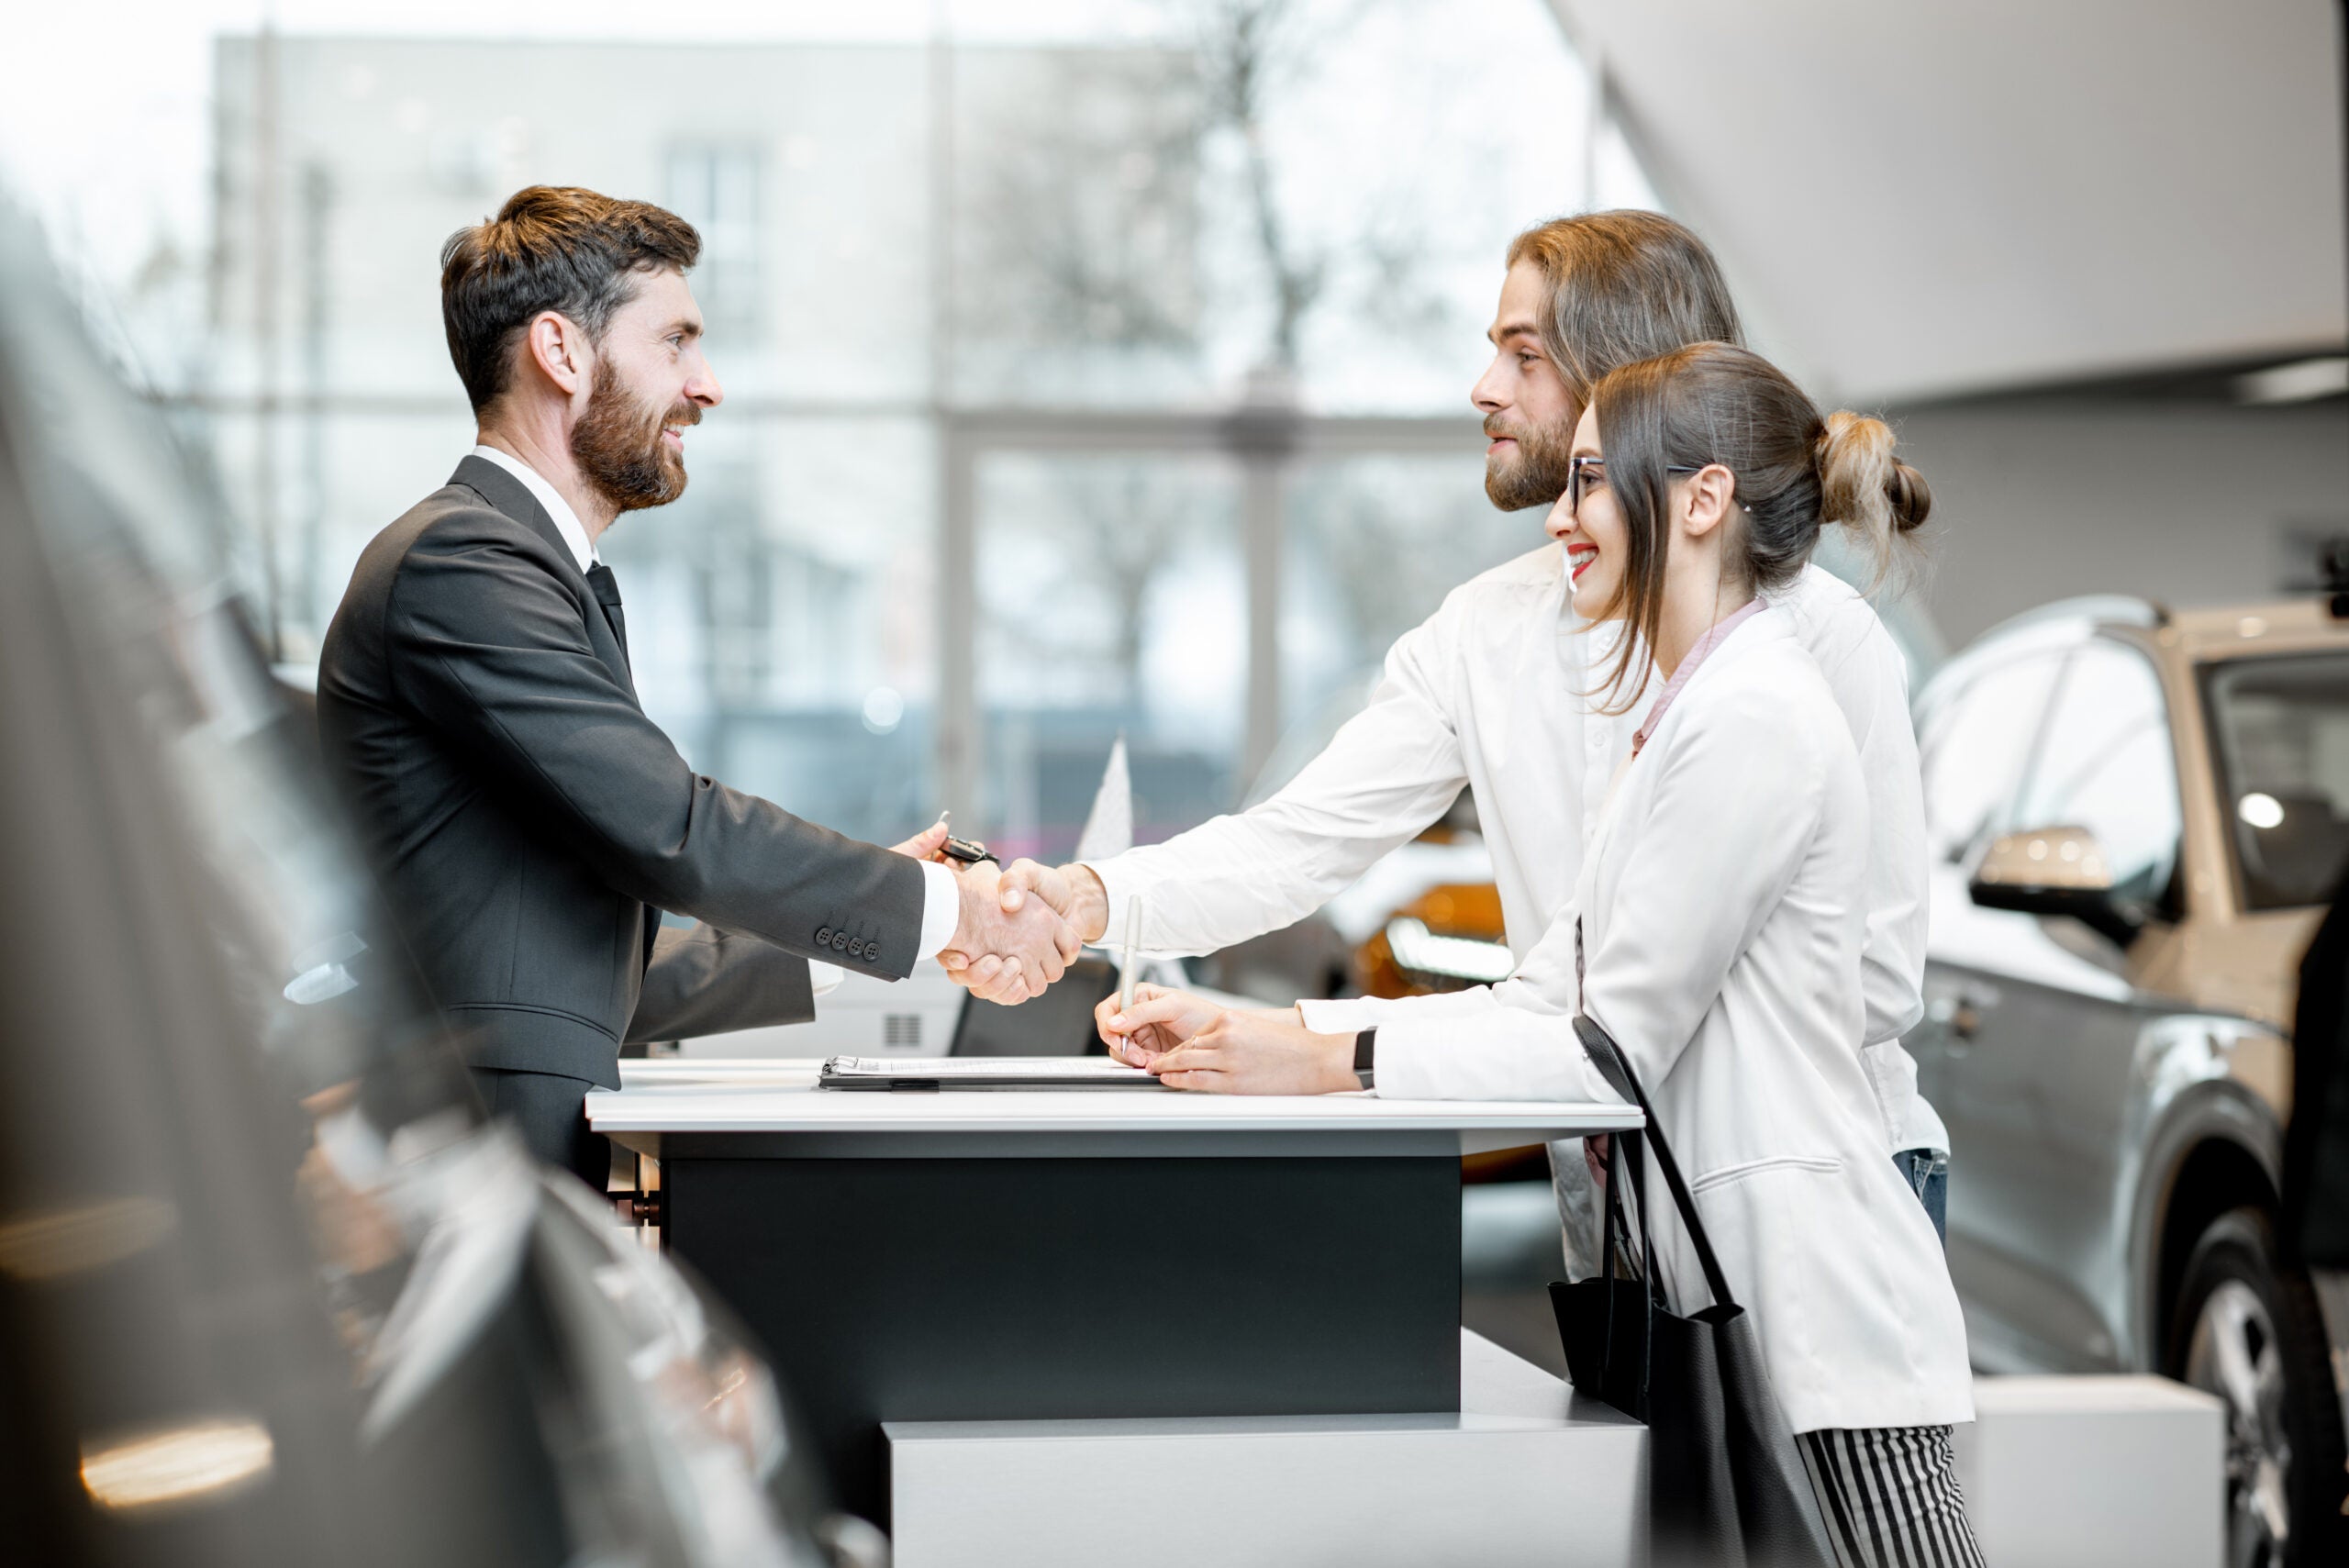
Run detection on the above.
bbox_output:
[1613,1130,1659,1411]
[1614,1131,1666,1308]
[1573,1009,1740,1313]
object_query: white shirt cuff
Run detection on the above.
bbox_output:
[917,860,962,959]
[1365,1007,1610,1103]
[1081,858,1138,951]
[1299,984,1515,1036]
[1297,996,1401,1032]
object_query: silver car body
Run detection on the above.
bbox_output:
[1905,596,2349,1447]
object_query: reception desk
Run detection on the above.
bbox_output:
[588,1061,1638,1528]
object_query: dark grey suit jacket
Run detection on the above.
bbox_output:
[317,455,927,1086]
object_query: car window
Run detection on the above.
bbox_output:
[1917,649,2066,863]
[2204,651,2349,910]
[2013,640,2181,905]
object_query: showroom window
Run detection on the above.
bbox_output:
[665,143,764,345]
[179,4,1655,849]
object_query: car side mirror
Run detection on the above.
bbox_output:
[1968,825,2143,947]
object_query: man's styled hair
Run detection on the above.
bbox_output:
[440,185,701,414]
[1504,211,1742,408]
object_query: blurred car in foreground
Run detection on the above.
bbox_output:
[0,206,878,1566]
[1908,593,2349,1567]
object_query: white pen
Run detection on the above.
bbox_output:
[1117,895,1143,1018]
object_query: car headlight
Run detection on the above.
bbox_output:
[1383,917,1514,984]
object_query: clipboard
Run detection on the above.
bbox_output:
[818,1056,1166,1091]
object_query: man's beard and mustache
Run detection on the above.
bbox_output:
[571,357,700,514]
[1483,410,1575,511]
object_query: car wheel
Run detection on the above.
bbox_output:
[2166,1207,2348,1568]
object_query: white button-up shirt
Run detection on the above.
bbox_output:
[1087,543,1942,1152]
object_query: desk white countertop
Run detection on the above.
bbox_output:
[588,1059,1638,1158]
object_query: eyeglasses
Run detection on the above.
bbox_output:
[1565,456,1708,517]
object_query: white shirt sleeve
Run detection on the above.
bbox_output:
[918,860,961,959]
[1082,602,1472,956]
[1787,569,1928,1050]
[1749,573,1943,1152]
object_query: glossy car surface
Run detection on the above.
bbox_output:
[1907,594,2349,1568]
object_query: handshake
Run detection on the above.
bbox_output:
[938,858,1109,1005]
[894,825,1105,1005]
[894,827,1348,1095]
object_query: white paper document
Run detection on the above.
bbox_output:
[818,1056,1164,1090]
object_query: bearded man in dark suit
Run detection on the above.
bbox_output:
[318,185,1073,1184]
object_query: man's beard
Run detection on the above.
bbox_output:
[1482,411,1575,511]
[571,357,698,514]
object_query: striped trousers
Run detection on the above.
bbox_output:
[1798,1425,1987,1568]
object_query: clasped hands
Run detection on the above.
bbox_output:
[926,853,1356,1094]
[890,826,1081,1003]
[1092,983,1360,1095]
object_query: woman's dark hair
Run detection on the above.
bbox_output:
[440,185,701,415]
[1585,341,1931,707]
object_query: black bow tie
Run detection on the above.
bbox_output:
[584,562,629,665]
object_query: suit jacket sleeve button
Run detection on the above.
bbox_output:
[833,932,849,951]
[817,927,833,945]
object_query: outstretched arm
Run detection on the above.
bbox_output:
[947,600,1481,1001]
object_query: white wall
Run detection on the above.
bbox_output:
[1547,0,2349,405]
[1890,397,2349,647]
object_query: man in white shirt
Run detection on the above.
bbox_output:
[951,211,1949,1239]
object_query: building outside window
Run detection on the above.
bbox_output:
[664,144,762,345]
[191,2,1650,853]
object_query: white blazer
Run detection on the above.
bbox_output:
[1374,608,1972,1434]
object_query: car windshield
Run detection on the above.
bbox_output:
[2203,651,2349,910]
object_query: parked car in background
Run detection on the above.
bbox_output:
[1908,593,2349,1568]
[0,206,880,1568]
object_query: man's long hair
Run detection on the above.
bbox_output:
[1505,211,1743,410]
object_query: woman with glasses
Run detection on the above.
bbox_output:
[1102,341,1982,1565]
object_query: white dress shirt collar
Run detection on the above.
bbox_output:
[469,443,598,573]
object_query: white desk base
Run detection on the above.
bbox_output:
[885,1331,1643,1568]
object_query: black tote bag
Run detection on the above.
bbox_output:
[1550,1014,1836,1568]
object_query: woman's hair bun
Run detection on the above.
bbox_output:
[1884,458,1932,535]
[1816,410,1931,578]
